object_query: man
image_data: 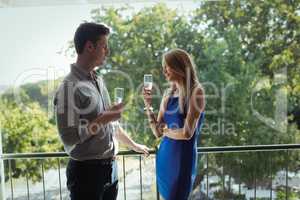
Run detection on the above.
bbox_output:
[54,22,149,200]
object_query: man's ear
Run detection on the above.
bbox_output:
[85,41,95,53]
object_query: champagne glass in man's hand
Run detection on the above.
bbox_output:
[114,88,124,104]
[106,87,125,123]
[106,103,124,122]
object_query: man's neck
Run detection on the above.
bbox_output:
[76,56,95,73]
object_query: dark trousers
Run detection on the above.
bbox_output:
[66,158,118,200]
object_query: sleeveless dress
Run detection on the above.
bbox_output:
[156,96,205,200]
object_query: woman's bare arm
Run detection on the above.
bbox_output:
[146,95,169,138]
[163,86,205,140]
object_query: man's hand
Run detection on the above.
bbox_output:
[132,143,150,157]
[104,103,124,122]
[88,103,124,135]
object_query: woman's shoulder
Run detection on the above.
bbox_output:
[191,83,204,97]
[163,88,173,97]
[189,83,205,112]
[160,88,174,108]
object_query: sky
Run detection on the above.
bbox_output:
[0,4,94,87]
[0,1,197,88]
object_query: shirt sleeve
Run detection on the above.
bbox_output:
[54,81,92,147]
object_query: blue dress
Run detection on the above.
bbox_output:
[156,96,205,200]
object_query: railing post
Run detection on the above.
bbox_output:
[0,122,6,200]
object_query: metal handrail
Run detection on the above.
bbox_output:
[1,144,300,159]
[0,149,157,160]
[1,144,300,200]
[197,143,300,153]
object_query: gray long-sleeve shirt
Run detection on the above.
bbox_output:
[54,64,117,161]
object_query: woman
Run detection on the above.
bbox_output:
[143,48,205,200]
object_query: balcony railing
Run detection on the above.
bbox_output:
[0,144,300,200]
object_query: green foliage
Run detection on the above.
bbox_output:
[214,190,246,200]
[275,187,300,200]
[87,1,300,189]
[0,98,62,181]
[193,0,300,188]
[194,0,300,119]
[90,3,204,147]
[1,78,62,124]
[1,1,299,188]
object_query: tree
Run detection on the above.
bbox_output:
[0,98,62,182]
[194,0,300,128]
[1,1,297,191]
[67,2,300,190]
[193,0,300,192]
[88,3,207,147]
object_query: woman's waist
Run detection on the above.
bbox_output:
[159,137,197,148]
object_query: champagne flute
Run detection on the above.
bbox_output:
[144,74,153,91]
[113,88,124,128]
[114,87,124,104]
[144,74,153,111]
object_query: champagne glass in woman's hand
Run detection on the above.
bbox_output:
[143,74,153,110]
[144,74,153,91]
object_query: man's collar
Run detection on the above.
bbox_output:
[71,63,96,80]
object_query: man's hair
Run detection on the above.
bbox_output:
[74,22,110,54]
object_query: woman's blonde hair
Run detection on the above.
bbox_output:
[162,48,199,113]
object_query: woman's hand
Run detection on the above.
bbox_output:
[157,122,168,133]
[142,87,152,108]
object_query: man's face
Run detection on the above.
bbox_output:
[92,35,110,67]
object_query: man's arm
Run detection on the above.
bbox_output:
[55,81,123,147]
[88,103,123,134]
[55,81,91,146]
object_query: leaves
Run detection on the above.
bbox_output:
[1,1,299,187]
[0,98,62,181]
